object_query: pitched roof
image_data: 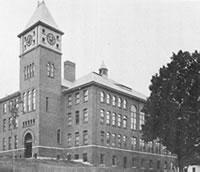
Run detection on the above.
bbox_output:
[25,1,58,31]
[62,72,146,101]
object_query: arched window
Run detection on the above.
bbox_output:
[100,91,105,102]
[28,91,32,111]
[32,89,36,110]
[123,116,127,128]
[23,92,27,113]
[131,105,137,130]
[123,99,127,109]
[106,94,110,104]
[118,97,122,107]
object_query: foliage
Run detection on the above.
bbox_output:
[142,50,200,169]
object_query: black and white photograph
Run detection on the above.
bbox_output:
[0,0,199,172]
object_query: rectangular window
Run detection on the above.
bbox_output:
[3,119,6,132]
[157,160,160,169]
[149,160,153,168]
[139,111,145,130]
[74,154,79,160]
[83,90,88,102]
[83,153,88,162]
[117,134,121,147]
[132,158,136,167]
[106,111,111,125]
[131,137,137,150]
[83,130,88,145]
[8,137,11,150]
[67,133,72,147]
[100,131,105,145]
[112,113,116,126]
[24,66,27,80]
[117,114,122,127]
[83,108,88,123]
[100,109,104,124]
[57,129,61,144]
[14,135,18,149]
[8,117,12,130]
[47,62,55,78]
[67,113,72,126]
[123,135,127,148]
[112,155,117,166]
[75,111,80,125]
[106,132,111,145]
[75,93,80,104]
[46,97,49,112]
[193,167,196,172]
[112,133,116,147]
[148,141,153,152]
[140,139,145,151]
[2,137,6,151]
[3,103,7,114]
[67,95,72,106]
[100,154,105,165]
[75,132,79,146]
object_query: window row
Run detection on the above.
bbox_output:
[2,135,18,151]
[24,63,35,80]
[100,91,127,109]
[2,97,20,114]
[67,130,89,147]
[3,118,18,132]
[23,89,36,113]
[100,108,144,130]
[47,62,55,78]
[67,108,89,126]
[67,90,88,106]
[22,119,35,128]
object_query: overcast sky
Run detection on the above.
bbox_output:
[0,0,200,98]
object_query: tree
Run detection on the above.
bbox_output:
[142,50,200,172]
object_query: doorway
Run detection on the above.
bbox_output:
[24,133,32,158]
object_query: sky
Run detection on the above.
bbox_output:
[0,0,200,98]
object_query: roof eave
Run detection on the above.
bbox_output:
[18,21,64,38]
[0,91,21,103]
[62,81,146,103]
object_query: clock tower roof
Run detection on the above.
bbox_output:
[18,1,63,37]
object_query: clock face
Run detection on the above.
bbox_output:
[26,35,33,46]
[47,33,56,46]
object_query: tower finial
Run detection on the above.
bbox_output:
[37,0,45,7]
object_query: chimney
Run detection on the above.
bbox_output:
[64,61,76,82]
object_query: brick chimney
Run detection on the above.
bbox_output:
[64,61,76,82]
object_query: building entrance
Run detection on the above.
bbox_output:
[24,133,32,158]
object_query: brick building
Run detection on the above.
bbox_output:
[0,1,176,170]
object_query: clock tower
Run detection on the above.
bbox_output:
[18,1,64,158]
